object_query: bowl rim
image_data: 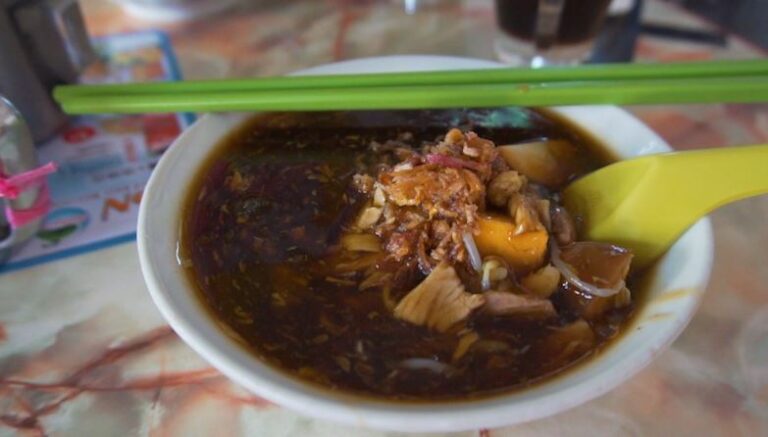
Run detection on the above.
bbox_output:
[138,55,713,432]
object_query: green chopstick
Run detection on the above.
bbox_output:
[54,59,768,100]
[58,76,768,114]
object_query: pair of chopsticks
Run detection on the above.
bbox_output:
[53,60,768,114]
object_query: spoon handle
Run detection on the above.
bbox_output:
[655,144,768,216]
[565,144,768,268]
[637,144,768,266]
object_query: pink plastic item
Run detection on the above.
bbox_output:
[0,162,57,228]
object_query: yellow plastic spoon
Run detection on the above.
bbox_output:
[562,144,768,269]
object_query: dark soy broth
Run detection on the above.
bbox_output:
[181,109,636,400]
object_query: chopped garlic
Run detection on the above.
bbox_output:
[373,185,386,207]
[356,206,382,229]
[341,233,381,252]
[521,264,561,298]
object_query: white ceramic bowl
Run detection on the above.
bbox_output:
[138,56,713,432]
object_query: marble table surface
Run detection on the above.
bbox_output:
[2,0,767,435]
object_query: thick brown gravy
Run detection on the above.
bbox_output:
[181,108,636,400]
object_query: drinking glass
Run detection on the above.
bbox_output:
[494,0,612,67]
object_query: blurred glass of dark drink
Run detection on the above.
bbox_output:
[494,0,612,66]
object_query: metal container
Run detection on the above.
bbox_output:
[0,0,95,143]
[0,97,48,263]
